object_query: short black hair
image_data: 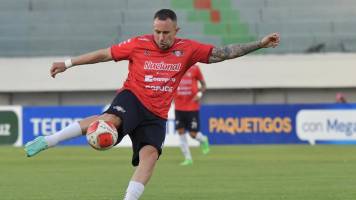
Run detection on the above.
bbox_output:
[153,9,177,22]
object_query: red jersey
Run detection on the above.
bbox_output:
[174,65,204,111]
[110,35,213,119]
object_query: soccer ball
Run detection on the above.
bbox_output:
[86,120,118,150]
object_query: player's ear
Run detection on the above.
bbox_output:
[176,27,180,33]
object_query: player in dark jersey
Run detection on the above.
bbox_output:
[174,65,209,166]
[24,9,280,200]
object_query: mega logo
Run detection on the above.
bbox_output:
[0,110,19,145]
[296,109,356,145]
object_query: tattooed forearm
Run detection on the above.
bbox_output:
[208,41,262,63]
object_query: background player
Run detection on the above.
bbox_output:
[174,64,209,166]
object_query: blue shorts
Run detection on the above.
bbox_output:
[174,110,200,132]
[104,90,166,166]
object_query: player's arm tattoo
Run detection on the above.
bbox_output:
[208,41,262,63]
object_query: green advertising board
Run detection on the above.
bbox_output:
[0,110,19,145]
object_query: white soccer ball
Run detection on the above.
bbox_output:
[86,120,118,151]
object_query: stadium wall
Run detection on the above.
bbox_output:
[1,53,356,92]
[0,53,356,105]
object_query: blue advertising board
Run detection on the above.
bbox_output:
[21,103,356,146]
[23,106,104,145]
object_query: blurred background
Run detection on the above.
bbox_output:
[0,0,356,146]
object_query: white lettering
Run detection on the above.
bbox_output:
[30,118,42,136]
[144,61,181,72]
[0,124,11,136]
[30,118,82,136]
[177,91,192,96]
[42,118,52,135]
[145,75,153,82]
[180,79,193,84]
[144,75,176,83]
[145,85,173,93]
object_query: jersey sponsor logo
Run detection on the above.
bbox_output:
[144,61,182,72]
[145,85,173,93]
[172,50,184,57]
[180,79,193,84]
[177,91,192,96]
[144,75,176,83]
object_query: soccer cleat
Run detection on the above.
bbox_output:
[180,159,193,166]
[24,136,48,157]
[201,138,210,155]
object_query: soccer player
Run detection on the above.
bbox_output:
[24,9,280,200]
[174,64,209,166]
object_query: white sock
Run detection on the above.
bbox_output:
[123,181,145,200]
[44,122,82,147]
[194,132,207,143]
[179,134,192,160]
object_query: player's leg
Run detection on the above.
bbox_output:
[188,111,210,154]
[123,145,158,200]
[46,114,121,146]
[178,128,193,166]
[24,113,121,157]
[123,113,166,200]
[175,110,193,165]
[24,91,132,157]
[189,130,210,154]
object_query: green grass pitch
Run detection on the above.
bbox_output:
[1,145,356,200]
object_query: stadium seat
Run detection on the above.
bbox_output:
[1,0,356,56]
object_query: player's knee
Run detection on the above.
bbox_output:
[79,115,100,134]
[140,145,159,161]
[99,113,122,128]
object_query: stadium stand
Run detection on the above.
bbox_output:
[1,0,355,56]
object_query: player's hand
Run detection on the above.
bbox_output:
[50,62,67,78]
[193,91,203,102]
[193,95,200,102]
[260,33,280,48]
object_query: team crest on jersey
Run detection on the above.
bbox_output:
[172,50,184,57]
[144,49,150,56]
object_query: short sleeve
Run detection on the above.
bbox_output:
[110,38,136,62]
[189,40,214,65]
